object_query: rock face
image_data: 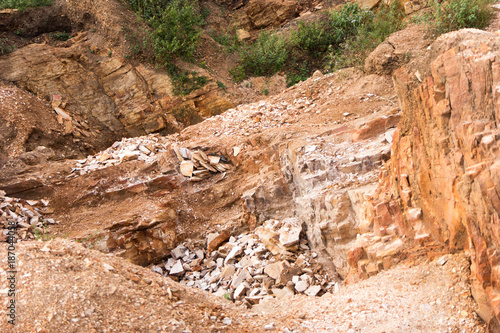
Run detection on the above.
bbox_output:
[236,0,302,29]
[0,36,232,146]
[0,3,233,153]
[348,29,500,327]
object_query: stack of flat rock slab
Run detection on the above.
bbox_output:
[173,146,232,182]
[151,218,339,307]
[0,190,59,242]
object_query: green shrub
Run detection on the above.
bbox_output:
[230,66,247,82]
[125,0,206,61]
[290,21,334,57]
[431,0,494,36]
[328,3,374,44]
[124,0,208,95]
[150,0,204,61]
[239,31,289,77]
[0,0,52,10]
[324,1,405,71]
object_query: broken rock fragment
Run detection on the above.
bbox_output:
[180,160,194,177]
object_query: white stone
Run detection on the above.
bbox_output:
[304,285,322,296]
[169,260,184,275]
[295,280,309,293]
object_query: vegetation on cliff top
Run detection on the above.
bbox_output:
[232,2,404,86]
[430,0,494,35]
[124,0,209,96]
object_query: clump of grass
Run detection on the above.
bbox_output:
[0,0,53,10]
[0,38,15,54]
[50,32,72,41]
[217,80,226,91]
[33,222,56,242]
[211,30,241,53]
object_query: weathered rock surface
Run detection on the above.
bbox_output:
[364,25,430,76]
[236,0,303,30]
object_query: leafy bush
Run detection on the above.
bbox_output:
[239,31,289,77]
[0,0,52,10]
[150,0,204,61]
[233,3,379,82]
[328,3,374,44]
[229,66,247,82]
[431,0,494,35]
[124,0,208,95]
[125,0,206,61]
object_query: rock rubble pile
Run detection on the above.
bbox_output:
[151,218,339,307]
[71,134,172,176]
[70,135,233,182]
[0,191,59,242]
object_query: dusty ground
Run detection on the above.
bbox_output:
[0,239,486,332]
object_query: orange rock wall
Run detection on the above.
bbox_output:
[353,30,500,325]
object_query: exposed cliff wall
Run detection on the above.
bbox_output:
[349,29,500,327]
